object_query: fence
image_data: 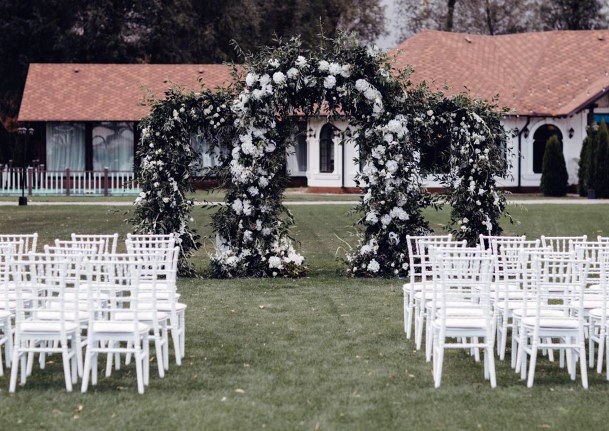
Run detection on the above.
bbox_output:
[0,165,139,196]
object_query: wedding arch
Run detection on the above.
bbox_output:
[132,36,511,278]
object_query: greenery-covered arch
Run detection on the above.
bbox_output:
[132,36,511,278]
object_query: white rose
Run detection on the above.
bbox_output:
[323,75,336,89]
[295,56,307,67]
[367,259,380,273]
[340,64,351,78]
[272,71,286,85]
[381,214,392,226]
[268,59,280,68]
[328,62,342,76]
[287,67,299,79]
[245,72,257,87]
[318,60,330,71]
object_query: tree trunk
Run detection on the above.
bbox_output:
[445,0,457,31]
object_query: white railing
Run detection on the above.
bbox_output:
[0,165,140,196]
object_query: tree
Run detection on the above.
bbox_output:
[540,135,568,197]
[395,0,607,38]
[595,121,609,198]
[578,134,591,196]
[541,0,606,30]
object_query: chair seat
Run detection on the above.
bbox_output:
[403,282,430,293]
[114,311,169,322]
[90,321,150,333]
[138,290,180,301]
[492,291,527,300]
[433,318,489,329]
[156,302,187,312]
[521,316,579,329]
[571,299,604,310]
[20,320,79,333]
[512,308,566,318]
[588,308,609,319]
[0,309,12,320]
[489,282,519,292]
[35,310,89,321]
[495,301,536,311]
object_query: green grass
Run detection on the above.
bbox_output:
[0,204,609,429]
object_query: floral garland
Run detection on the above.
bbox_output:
[131,88,235,276]
[431,94,511,246]
[209,37,432,278]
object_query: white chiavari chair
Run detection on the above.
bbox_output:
[81,255,151,394]
[9,254,83,392]
[403,234,452,340]
[71,233,119,254]
[428,247,496,388]
[541,235,587,253]
[0,234,38,255]
[586,248,609,374]
[0,244,16,374]
[517,253,590,388]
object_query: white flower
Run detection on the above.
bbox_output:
[162,197,170,204]
[390,207,409,221]
[360,244,373,255]
[268,58,280,68]
[262,227,271,236]
[269,256,283,269]
[340,64,351,78]
[328,62,342,76]
[381,214,392,226]
[295,56,307,67]
[231,199,243,214]
[367,259,380,273]
[259,74,271,86]
[323,75,336,89]
[265,143,276,153]
[259,177,269,188]
[388,232,400,245]
[243,230,253,242]
[173,109,179,119]
[318,60,330,71]
[355,79,370,92]
[427,110,434,116]
[386,160,398,174]
[248,186,259,196]
[272,71,286,85]
[366,212,378,224]
[287,67,299,79]
[242,200,253,216]
[245,72,258,87]
[241,141,256,155]
[255,220,263,231]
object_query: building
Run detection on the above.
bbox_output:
[16,29,609,193]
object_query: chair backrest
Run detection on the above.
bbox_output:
[13,254,83,334]
[84,254,163,333]
[541,235,587,253]
[572,240,607,285]
[71,233,119,254]
[430,247,494,326]
[126,236,177,279]
[0,234,36,255]
[480,234,526,250]
[594,249,609,324]
[51,240,105,255]
[405,234,453,282]
[528,253,590,329]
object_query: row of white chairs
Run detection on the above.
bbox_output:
[0,232,186,394]
[403,234,609,388]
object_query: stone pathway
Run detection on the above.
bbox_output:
[0,198,608,206]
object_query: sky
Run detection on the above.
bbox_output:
[376,0,402,49]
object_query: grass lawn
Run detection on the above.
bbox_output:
[0,204,608,429]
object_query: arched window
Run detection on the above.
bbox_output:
[533,124,563,174]
[319,124,335,173]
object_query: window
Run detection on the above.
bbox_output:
[532,124,563,174]
[420,136,450,174]
[319,124,335,173]
[295,125,308,173]
[46,122,85,171]
[190,132,227,175]
[92,122,134,171]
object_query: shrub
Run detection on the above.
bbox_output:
[578,135,590,196]
[540,135,568,197]
[595,121,609,198]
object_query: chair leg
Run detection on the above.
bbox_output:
[171,325,181,366]
[61,342,73,392]
[589,332,595,369]
[487,343,497,388]
[106,341,114,378]
[162,323,169,370]
[154,332,164,378]
[527,343,538,388]
[143,335,150,386]
[179,312,185,358]
[434,341,444,389]
[4,321,12,369]
[580,330,589,389]
[135,348,144,395]
[81,344,92,393]
[9,349,19,392]
[597,327,606,374]
[20,352,27,385]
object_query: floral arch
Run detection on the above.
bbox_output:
[132,37,511,278]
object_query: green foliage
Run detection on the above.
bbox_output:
[595,122,609,198]
[428,93,512,246]
[578,135,591,196]
[130,88,236,276]
[540,135,568,197]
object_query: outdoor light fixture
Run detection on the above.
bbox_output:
[16,126,33,206]
[512,127,519,137]
[307,127,314,138]
[569,127,575,139]
[523,127,529,139]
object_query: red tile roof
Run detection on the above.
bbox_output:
[392,30,609,117]
[18,63,233,122]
